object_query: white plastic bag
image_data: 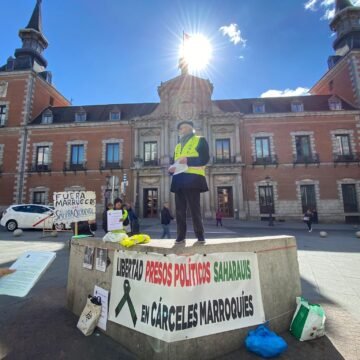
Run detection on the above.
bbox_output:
[102,232,128,243]
[290,297,326,341]
[77,295,102,336]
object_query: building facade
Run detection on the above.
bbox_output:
[0,0,359,223]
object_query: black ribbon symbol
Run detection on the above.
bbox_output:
[115,279,137,327]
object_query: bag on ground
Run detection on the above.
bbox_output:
[245,324,287,358]
[290,297,326,341]
[77,295,102,336]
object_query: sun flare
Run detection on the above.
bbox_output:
[180,33,212,72]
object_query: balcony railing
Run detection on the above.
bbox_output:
[30,163,51,172]
[252,155,278,167]
[143,159,160,166]
[333,152,360,163]
[99,160,123,170]
[63,161,87,172]
[293,153,320,167]
[213,156,236,164]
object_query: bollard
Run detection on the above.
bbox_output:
[13,229,23,237]
[319,231,327,238]
[356,231,360,239]
[50,231,58,237]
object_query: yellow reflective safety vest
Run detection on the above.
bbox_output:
[174,136,206,176]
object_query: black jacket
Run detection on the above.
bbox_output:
[170,136,210,193]
[161,207,174,225]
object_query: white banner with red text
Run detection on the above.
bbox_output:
[108,251,265,342]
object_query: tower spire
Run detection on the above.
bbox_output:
[26,0,43,33]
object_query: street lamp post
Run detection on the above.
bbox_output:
[133,156,143,217]
[265,175,274,226]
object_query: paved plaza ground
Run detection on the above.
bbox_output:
[0,218,359,359]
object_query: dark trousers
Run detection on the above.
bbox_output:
[216,219,223,226]
[175,189,204,241]
[305,221,312,230]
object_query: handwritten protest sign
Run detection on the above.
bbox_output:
[108,251,265,342]
[53,191,96,226]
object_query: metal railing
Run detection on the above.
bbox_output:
[143,159,160,166]
[63,161,87,172]
[293,153,320,166]
[99,160,123,170]
[252,154,278,166]
[333,152,360,163]
[213,156,236,164]
[30,163,52,172]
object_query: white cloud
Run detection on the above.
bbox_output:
[238,55,245,60]
[219,24,247,46]
[261,87,310,98]
[304,0,360,20]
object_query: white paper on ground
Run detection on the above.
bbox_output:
[94,285,109,331]
[0,251,56,297]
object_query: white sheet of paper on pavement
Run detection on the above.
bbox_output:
[169,161,188,175]
[107,210,123,231]
[94,285,109,331]
[0,251,56,297]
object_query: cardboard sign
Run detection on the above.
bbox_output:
[108,251,265,342]
[107,210,123,231]
[53,191,96,226]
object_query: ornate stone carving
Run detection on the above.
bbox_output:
[0,82,8,98]
[140,129,160,137]
[214,175,234,184]
[142,177,160,186]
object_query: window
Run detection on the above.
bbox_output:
[335,135,351,155]
[258,186,274,214]
[110,111,121,121]
[291,102,304,112]
[329,99,342,110]
[215,139,231,162]
[342,184,358,213]
[255,137,270,160]
[300,185,316,214]
[36,146,49,170]
[33,192,46,205]
[71,145,84,166]
[75,111,87,122]
[295,135,311,161]
[253,103,265,113]
[0,105,7,126]
[106,143,119,165]
[144,142,158,165]
[49,97,54,106]
[42,111,53,124]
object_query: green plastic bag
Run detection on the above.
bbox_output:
[290,297,326,341]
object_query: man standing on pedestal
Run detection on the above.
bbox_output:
[168,120,210,245]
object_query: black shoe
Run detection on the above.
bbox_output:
[195,239,206,245]
[174,239,185,245]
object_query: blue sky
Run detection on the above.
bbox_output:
[0,0,357,105]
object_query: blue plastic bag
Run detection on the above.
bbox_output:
[245,324,287,358]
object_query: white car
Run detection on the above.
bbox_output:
[0,204,55,231]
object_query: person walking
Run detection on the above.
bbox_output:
[303,209,313,232]
[160,202,174,239]
[215,209,223,227]
[126,202,140,235]
[168,120,209,245]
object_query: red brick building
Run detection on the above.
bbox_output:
[0,0,359,223]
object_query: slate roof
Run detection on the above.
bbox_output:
[31,103,159,124]
[336,0,354,13]
[213,94,356,114]
[30,94,356,125]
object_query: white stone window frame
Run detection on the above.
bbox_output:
[254,179,278,215]
[295,179,320,214]
[102,139,124,165]
[32,142,53,168]
[0,144,4,171]
[290,131,316,159]
[64,185,86,192]
[66,140,88,167]
[251,132,276,160]
[330,129,356,155]
[252,102,265,114]
[42,109,53,124]
[0,101,10,127]
[337,179,360,213]
[29,186,50,205]
[0,81,8,98]
[291,102,304,113]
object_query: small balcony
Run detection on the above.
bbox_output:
[333,152,360,166]
[63,161,87,172]
[143,159,160,167]
[252,155,278,167]
[99,160,123,171]
[213,156,236,164]
[293,153,320,167]
[30,163,51,172]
